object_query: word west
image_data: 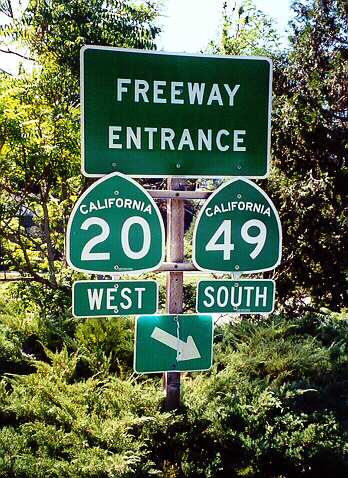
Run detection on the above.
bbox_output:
[87,286,146,311]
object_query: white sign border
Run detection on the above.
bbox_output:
[192,177,282,274]
[80,45,272,179]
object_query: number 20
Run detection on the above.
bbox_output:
[80,216,151,261]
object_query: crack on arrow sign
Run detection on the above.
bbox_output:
[150,327,201,361]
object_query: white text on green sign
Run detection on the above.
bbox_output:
[66,172,165,274]
[193,178,282,273]
[81,46,272,178]
[197,280,275,314]
[73,280,158,317]
[134,314,213,373]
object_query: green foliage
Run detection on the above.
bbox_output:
[0,67,81,288]
[4,0,160,74]
[0,0,161,292]
[1,304,348,476]
[208,0,280,56]
[75,317,134,377]
[210,0,347,311]
[149,314,348,476]
[0,348,165,477]
[0,283,39,374]
[268,0,347,310]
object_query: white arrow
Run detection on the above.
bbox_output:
[150,327,201,361]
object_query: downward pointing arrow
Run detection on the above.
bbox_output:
[150,327,201,361]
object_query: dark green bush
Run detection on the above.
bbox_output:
[0,348,166,478]
[146,313,348,477]
[74,317,134,377]
[1,286,348,477]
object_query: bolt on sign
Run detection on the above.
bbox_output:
[196,279,275,314]
[66,172,165,273]
[81,46,272,178]
[134,314,214,373]
[193,178,282,273]
[72,280,158,317]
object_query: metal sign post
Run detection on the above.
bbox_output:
[165,177,184,410]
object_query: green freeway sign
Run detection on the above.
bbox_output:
[81,46,272,178]
[193,178,282,273]
[66,172,165,273]
[197,279,275,314]
[134,314,213,373]
[72,280,158,317]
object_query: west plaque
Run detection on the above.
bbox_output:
[81,46,272,178]
[73,280,158,317]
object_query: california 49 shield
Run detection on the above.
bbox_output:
[193,178,282,274]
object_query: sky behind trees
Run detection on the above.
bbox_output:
[0,0,291,75]
[157,0,292,53]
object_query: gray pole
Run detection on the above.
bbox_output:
[164,177,184,410]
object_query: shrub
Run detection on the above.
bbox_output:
[0,347,166,478]
[74,317,134,378]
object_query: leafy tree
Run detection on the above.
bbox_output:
[0,0,161,291]
[0,67,80,288]
[211,0,347,311]
[207,0,280,57]
[1,0,160,74]
[269,0,348,311]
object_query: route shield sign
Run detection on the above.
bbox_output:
[134,314,213,373]
[66,172,165,273]
[73,280,158,317]
[81,46,272,178]
[193,178,281,273]
[197,279,275,314]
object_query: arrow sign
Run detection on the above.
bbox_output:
[134,314,213,373]
[150,327,201,361]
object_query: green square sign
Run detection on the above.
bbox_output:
[81,46,272,178]
[134,314,214,373]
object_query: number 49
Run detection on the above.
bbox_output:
[205,219,267,260]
